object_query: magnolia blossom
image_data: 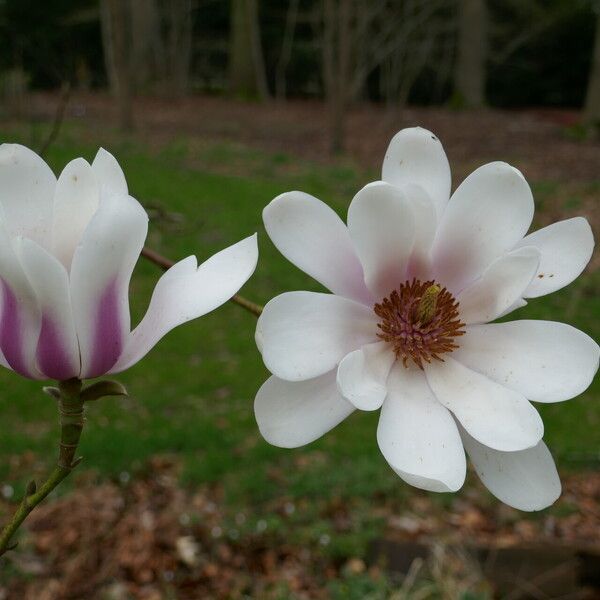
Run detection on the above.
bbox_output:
[0,144,258,381]
[255,127,598,511]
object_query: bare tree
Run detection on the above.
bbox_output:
[454,0,487,108]
[275,0,300,100]
[584,6,600,127]
[128,0,193,96]
[163,0,194,96]
[322,0,351,153]
[320,0,446,153]
[229,0,269,99]
[101,0,134,131]
[379,0,450,111]
[130,0,164,92]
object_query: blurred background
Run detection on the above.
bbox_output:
[0,0,599,598]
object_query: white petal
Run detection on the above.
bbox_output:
[70,193,148,378]
[515,217,594,298]
[336,341,395,411]
[461,427,561,511]
[111,234,258,373]
[425,357,543,452]
[52,158,100,269]
[432,162,534,293]
[0,224,41,378]
[0,143,56,247]
[18,239,80,380]
[454,320,600,403]
[457,247,540,324]
[402,183,437,280]
[377,364,466,492]
[347,182,415,298]
[263,192,372,304]
[497,298,527,319]
[257,291,378,382]
[91,148,128,196]
[255,370,354,448]
[381,127,451,221]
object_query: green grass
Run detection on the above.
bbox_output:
[0,122,598,529]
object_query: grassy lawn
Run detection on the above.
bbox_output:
[0,122,598,557]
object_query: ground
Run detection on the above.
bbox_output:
[0,93,598,599]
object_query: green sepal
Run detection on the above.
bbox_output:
[80,380,128,402]
[42,386,61,400]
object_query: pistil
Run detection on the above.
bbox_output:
[374,279,465,369]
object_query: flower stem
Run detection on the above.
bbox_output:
[0,379,85,557]
[141,246,263,317]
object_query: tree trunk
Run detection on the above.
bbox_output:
[101,0,134,131]
[130,0,164,92]
[164,0,193,97]
[275,0,299,100]
[229,0,269,99]
[583,11,600,126]
[454,0,486,108]
[322,0,351,154]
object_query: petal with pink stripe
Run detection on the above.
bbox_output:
[0,224,41,378]
[18,238,80,380]
[70,192,148,378]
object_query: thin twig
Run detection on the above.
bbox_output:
[38,82,72,158]
[141,246,263,317]
[0,379,85,556]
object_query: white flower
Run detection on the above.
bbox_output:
[255,127,598,511]
[0,144,258,381]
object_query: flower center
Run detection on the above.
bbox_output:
[374,279,465,369]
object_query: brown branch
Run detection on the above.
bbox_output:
[141,246,263,317]
[0,379,85,557]
[38,82,71,158]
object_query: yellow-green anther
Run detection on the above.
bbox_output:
[416,284,441,324]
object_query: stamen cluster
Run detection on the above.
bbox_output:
[374,279,465,369]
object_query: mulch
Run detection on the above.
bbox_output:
[1,456,599,599]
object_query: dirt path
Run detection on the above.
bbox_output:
[28,92,599,184]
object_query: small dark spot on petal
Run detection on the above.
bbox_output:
[537,274,544,278]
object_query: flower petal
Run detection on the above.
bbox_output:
[0,223,42,378]
[111,234,258,373]
[457,247,540,324]
[18,239,80,380]
[257,291,378,382]
[336,341,395,411]
[460,427,561,511]
[425,357,543,452]
[52,158,100,270]
[70,193,148,378]
[263,192,372,304]
[381,127,451,221]
[454,320,600,403]
[0,143,56,247]
[347,182,415,298]
[91,148,128,195]
[255,370,354,448]
[515,217,594,298]
[432,162,534,293]
[377,364,466,492]
[403,183,437,280]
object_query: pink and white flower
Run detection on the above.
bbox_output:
[255,127,598,511]
[0,144,258,381]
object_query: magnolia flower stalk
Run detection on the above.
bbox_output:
[0,143,258,554]
[255,127,599,511]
